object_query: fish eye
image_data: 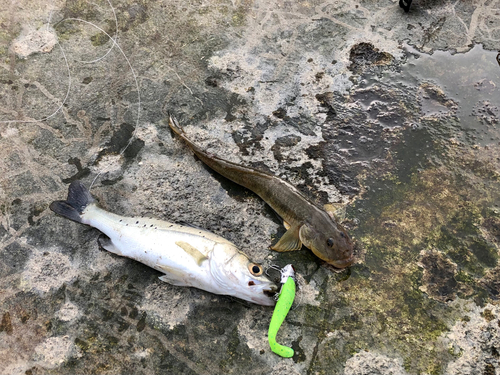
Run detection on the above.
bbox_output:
[248,263,263,276]
[327,238,334,247]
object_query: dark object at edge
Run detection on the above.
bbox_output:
[399,0,412,12]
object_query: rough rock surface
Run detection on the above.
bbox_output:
[1,0,500,374]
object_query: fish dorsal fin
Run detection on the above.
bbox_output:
[271,225,302,252]
[324,203,345,221]
[175,241,208,266]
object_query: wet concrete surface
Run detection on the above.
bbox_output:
[1,0,500,374]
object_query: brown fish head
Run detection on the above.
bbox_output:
[299,219,354,268]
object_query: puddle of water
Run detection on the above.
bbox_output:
[359,44,500,145]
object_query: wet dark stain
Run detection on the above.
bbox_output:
[28,202,46,226]
[232,118,270,155]
[271,134,302,161]
[419,250,457,302]
[492,346,500,358]
[272,107,287,119]
[74,337,90,352]
[481,309,495,322]
[62,157,90,184]
[118,320,130,333]
[205,76,218,87]
[82,76,93,84]
[101,307,115,322]
[291,335,306,363]
[101,176,124,186]
[128,306,139,319]
[95,123,144,164]
[348,42,394,75]
[315,92,337,122]
[0,311,13,335]
[20,310,30,324]
[484,363,495,375]
[136,312,147,332]
[225,93,246,122]
[282,115,317,136]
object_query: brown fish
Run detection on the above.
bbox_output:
[168,116,354,268]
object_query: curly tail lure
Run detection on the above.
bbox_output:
[268,264,296,358]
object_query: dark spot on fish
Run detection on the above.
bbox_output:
[150,224,153,227]
[248,281,255,286]
[143,224,146,227]
[136,221,139,224]
[119,220,122,222]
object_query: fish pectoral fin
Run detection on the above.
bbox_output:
[175,241,208,266]
[271,225,303,252]
[97,235,123,256]
[157,265,192,287]
[283,221,291,230]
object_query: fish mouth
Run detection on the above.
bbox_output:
[263,288,277,298]
[329,254,355,268]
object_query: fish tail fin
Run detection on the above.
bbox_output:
[50,180,95,223]
[168,114,185,137]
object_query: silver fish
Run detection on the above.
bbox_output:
[50,181,277,306]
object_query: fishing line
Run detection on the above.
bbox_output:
[76,0,118,64]
[0,11,71,124]
[1,0,140,159]
[61,17,141,157]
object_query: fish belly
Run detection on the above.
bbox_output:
[81,205,216,289]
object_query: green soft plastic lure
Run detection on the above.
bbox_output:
[268,264,296,358]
